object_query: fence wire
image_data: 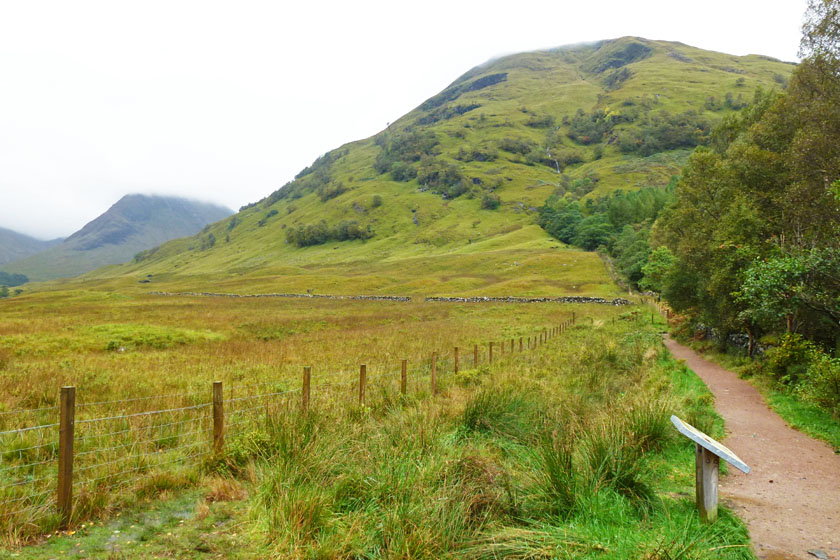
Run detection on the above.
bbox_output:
[0,318,571,536]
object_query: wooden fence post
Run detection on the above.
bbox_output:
[474,344,478,367]
[401,360,407,395]
[454,347,459,375]
[213,381,224,456]
[359,364,367,407]
[302,366,311,412]
[501,340,504,356]
[58,386,76,528]
[510,338,514,353]
[519,337,523,351]
[489,342,493,363]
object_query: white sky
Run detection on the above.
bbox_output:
[0,0,807,239]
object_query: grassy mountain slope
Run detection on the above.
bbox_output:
[76,38,794,296]
[0,227,61,266]
[2,195,232,281]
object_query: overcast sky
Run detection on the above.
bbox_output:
[0,0,807,239]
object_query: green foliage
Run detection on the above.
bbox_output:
[285,220,373,247]
[480,193,501,210]
[317,182,348,202]
[802,352,840,415]
[0,272,28,287]
[0,286,8,299]
[763,333,817,385]
[539,185,674,286]
[257,209,279,227]
[640,247,676,292]
[373,130,439,181]
[455,145,498,162]
[656,44,840,345]
[567,108,619,145]
[497,136,535,155]
[417,157,468,198]
[525,113,555,128]
[370,194,383,208]
[618,110,710,156]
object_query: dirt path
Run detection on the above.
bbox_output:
[663,337,840,560]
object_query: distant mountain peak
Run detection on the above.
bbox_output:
[1,194,233,281]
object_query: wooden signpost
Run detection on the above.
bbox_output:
[671,415,750,523]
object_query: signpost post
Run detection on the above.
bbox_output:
[670,415,750,523]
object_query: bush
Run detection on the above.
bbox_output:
[0,272,28,287]
[257,208,279,227]
[373,130,439,180]
[617,110,710,156]
[318,182,348,202]
[764,333,816,385]
[285,219,373,247]
[803,353,840,415]
[371,195,383,208]
[497,137,535,155]
[481,193,501,210]
[417,157,466,198]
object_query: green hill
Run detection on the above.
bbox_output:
[73,38,794,296]
[0,227,61,266]
[1,195,232,281]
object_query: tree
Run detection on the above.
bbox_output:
[639,246,675,293]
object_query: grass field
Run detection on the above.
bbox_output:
[0,298,755,558]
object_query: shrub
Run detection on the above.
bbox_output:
[285,219,373,247]
[526,114,555,128]
[257,208,279,227]
[497,137,535,155]
[803,353,840,415]
[481,193,501,210]
[371,195,383,208]
[764,333,816,385]
[317,182,348,202]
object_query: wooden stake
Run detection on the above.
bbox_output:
[454,347,459,374]
[510,338,514,353]
[213,381,224,456]
[431,353,437,394]
[474,344,478,367]
[58,386,75,528]
[401,360,407,395]
[302,366,311,412]
[501,340,504,356]
[519,337,523,351]
[696,444,719,523]
[359,364,367,406]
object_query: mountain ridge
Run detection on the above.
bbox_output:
[35,37,796,296]
[1,194,233,281]
[0,227,62,266]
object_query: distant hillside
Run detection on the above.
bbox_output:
[82,38,794,295]
[0,227,61,265]
[1,195,232,281]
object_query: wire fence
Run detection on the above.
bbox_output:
[0,317,575,540]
